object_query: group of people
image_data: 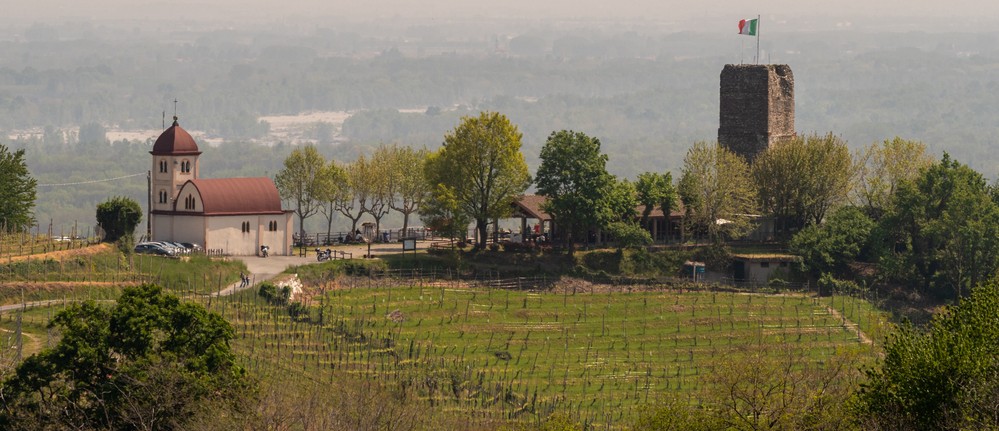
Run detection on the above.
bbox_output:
[239,272,251,288]
[340,230,365,244]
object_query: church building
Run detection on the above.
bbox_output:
[149,117,293,256]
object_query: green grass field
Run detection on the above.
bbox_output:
[212,276,887,427]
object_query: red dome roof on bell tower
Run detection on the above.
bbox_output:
[150,116,202,156]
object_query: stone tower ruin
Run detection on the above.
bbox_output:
[718,64,794,161]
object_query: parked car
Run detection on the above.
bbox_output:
[180,242,203,253]
[165,241,190,253]
[134,243,174,256]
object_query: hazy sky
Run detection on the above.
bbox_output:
[7,0,997,32]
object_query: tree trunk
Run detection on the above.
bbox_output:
[566,222,575,257]
[298,213,307,242]
[476,219,488,250]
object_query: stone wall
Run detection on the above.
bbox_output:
[718,64,794,161]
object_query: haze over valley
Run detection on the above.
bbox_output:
[4,0,999,230]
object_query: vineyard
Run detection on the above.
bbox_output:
[0,243,891,428]
[214,272,888,427]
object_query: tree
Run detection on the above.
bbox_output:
[854,137,933,219]
[95,196,142,243]
[790,206,875,277]
[0,144,37,232]
[316,161,348,241]
[752,133,854,239]
[601,176,639,225]
[275,145,333,240]
[535,130,614,256]
[424,112,531,249]
[421,183,472,244]
[380,145,430,236]
[878,153,999,298]
[678,142,758,242]
[856,280,999,430]
[356,153,392,241]
[0,284,251,430]
[636,171,677,240]
[335,158,370,238]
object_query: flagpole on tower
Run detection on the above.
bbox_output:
[756,14,761,64]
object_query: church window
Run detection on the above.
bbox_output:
[159,160,168,173]
[184,194,196,210]
[268,221,278,231]
[158,190,168,204]
[241,221,250,233]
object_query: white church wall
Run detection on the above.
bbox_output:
[206,216,259,256]
[170,216,206,246]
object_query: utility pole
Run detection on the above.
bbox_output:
[147,170,152,240]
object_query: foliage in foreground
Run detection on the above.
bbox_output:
[855,280,999,430]
[0,284,252,430]
[633,341,864,431]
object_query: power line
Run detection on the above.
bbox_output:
[37,172,147,187]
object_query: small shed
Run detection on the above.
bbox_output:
[730,253,799,284]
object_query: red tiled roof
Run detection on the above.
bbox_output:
[150,118,201,156]
[187,178,284,215]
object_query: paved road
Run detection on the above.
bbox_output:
[0,240,435,311]
[215,240,432,296]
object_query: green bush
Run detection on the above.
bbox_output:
[258,282,290,305]
[287,302,310,322]
[580,250,623,274]
[694,245,732,272]
[628,248,691,276]
[607,221,653,250]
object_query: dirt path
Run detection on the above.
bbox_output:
[826,305,874,345]
[3,243,112,263]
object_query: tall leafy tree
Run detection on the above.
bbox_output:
[315,161,348,241]
[878,153,999,298]
[358,152,393,240]
[854,137,934,219]
[678,142,758,242]
[0,144,37,232]
[380,144,430,236]
[424,112,531,249]
[333,158,369,238]
[0,284,251,430]
[535,130,614,256]
[752,133,854,239]
[95,196,142,243]
[274,145,332,240]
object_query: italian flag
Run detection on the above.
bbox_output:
[738,18,758,36]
